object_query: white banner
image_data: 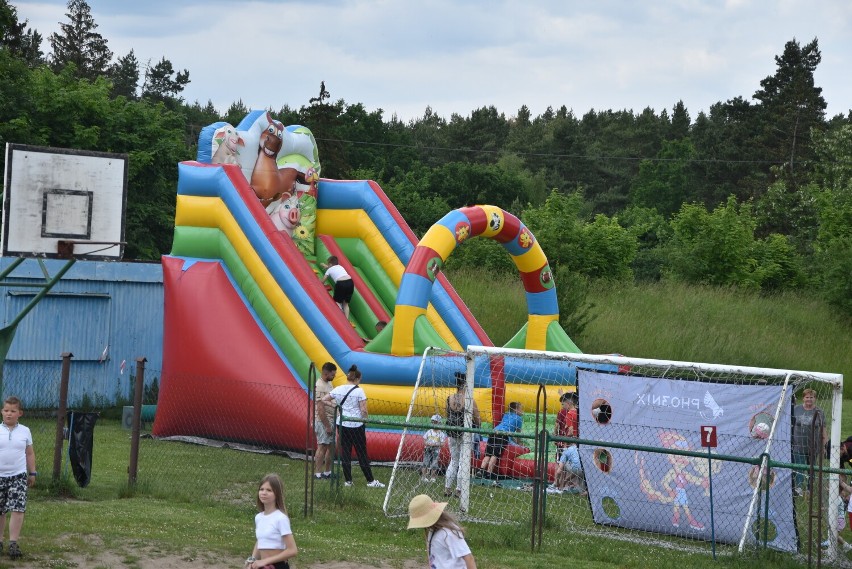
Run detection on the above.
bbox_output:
[577,369,795,552]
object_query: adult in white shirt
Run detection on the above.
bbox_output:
[322,365,384,488]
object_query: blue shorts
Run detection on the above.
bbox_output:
[0,473,28,513]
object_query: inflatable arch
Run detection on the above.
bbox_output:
[391,205,580,356]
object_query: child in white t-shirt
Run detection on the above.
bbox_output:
[246,474,297,569]
[408,494,476,569]
[422,414,447,483]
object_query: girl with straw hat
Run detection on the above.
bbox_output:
[407,494,477,568]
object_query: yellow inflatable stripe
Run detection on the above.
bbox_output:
[318,209,406,285]
[318,209,462,351]
[390,304,425,355]
[478,205,505,238]
[510,244,548,273]
[362,383,572,418]
[525,313,558,350]
[175,195,338,371]
[418,224,457,259]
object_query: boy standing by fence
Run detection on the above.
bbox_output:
[422,415,446,483]
[0,396,36,559]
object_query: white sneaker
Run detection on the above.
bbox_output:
[430,478,437,483]
[344,481,353,487]
[546,486,563,495]
[367,480,385,488]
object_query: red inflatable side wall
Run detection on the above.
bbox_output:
[153,256,417,461]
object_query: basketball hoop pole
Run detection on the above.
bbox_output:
[0,257,77,378]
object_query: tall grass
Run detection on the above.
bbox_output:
[448,267,851,396]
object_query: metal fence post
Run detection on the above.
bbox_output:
[128,357,146,485]
[52,352,73,482]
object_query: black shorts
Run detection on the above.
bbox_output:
[485,434,509,458]
[333,279,354,303]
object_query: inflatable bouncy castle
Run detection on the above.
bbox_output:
[153,110,586,461]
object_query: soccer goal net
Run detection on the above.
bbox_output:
[384,345,844,560]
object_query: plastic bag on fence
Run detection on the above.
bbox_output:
[67,412,99,488]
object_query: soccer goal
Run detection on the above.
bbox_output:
[384,344,844,560]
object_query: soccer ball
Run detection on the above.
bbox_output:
[752,422,770,439]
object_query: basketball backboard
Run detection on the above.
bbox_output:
[2,144,128,260]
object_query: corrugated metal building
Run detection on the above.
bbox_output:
[1,258,163,407]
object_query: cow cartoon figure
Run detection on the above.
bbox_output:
[268,192,302,236]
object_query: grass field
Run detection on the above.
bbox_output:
[22,418,819,569]
[13,270,852,568]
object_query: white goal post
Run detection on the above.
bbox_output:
[385,344,844,559]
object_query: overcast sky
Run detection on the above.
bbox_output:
[14,0,852,123]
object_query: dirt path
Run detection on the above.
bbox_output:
[13,552,424,568]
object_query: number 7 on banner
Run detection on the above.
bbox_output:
[701,425,717,448]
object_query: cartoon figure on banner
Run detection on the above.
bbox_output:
[748,409,774,440]
[635,431,721,532]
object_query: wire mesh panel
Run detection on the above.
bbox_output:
[440,346,844,563]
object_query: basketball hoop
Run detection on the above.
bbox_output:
[57,240,126,259]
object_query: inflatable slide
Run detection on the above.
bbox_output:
[153,111,584,460]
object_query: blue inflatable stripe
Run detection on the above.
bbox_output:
[396,273,433,309]
[236,110,267,130]
[434,209,470,233]
[525,289,559,316]
[197,121,229,164]
[317,180,482,347]
[502,225,536,257]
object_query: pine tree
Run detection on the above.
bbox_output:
[109,49,139,99]
[141,56,190,103]
[48,0,112,80]
[0,0,44,66]
[753,37,827,189]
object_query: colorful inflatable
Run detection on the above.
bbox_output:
[153,111,589,461]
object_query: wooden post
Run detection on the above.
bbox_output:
[128,357,146,485]
[52,352,73,482]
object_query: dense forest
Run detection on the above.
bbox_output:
[1,0,850,321]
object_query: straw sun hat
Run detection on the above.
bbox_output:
[407,494,447,529]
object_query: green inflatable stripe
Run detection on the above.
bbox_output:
[365,320,393,353]
[502,324,528,350]
[544,320,582,353]
[413,314,451,352]
[501,320,582,353]
[171,226,313,380]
